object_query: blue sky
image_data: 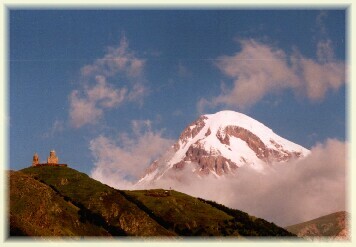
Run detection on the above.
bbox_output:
[9,9,346,180]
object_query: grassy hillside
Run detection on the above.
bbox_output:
[9,166,296,237]
[9,170,110,236]
[20,166,174,236]
[286,211,349,238]
[197,198,294,236]
[122,189,233,236]
[123,190,294,237]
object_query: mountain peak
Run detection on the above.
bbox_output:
[139,110,309,184]
[203,110,274,137]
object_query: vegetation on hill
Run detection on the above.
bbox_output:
[122,189,233,236]
[20,166,174,236]
[9,170,110,236]
[197,198,294,236]
[123,190,295,237]
[286,211,349,239]
[9,166,296,237]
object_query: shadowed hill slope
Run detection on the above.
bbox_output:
[122,189,294,237]
[9,166,296,237]
[9,170,110,236]
[19,166,174,236]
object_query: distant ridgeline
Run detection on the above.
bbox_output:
[32,150,67,167]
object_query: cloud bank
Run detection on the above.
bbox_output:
[198,39,345,111]
[89,120,174,189]
[69,36,147,128]
[141,139,346,227]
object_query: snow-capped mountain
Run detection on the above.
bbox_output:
[138,110,310,184]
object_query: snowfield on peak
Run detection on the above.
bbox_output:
[138,110,310,184]
[204,110,309,156]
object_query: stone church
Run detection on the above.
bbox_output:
[32,150,67,167]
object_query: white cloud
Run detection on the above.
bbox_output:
[142,139,346,227]
[197,98,211,114]
[127,83,147,104]
[80,35,145,79]
[131,119,152,135]
[69,36,147,128]
[42,120,65,138]
[69,76,128,128]
[296,57,345,101]
[316,39,334,62]
[89,120,174,189]
[199,39,345,111]
[213,39,300,108]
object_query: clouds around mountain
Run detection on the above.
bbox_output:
[146,138,346,227]
[65,12,345,226]
[89,119,174,189]
[89,112,346,226]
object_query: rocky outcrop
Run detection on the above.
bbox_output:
[172,143,238,176]
[175,116,208,150]
[169,124,302,177]
[143,160,160,176]
[217,126,302,163]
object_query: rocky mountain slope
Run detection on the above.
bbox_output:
[9,166,295,237]
[139,110,309,184]
[286,211,349,240]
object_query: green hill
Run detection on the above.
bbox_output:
[122,190,293,236]
[286,211,349,239]
[9,170,110,236]
[18,166,173,236]
[9,166,296,237]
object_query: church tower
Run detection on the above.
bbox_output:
[32,152,39,166]
[47,150,59,164]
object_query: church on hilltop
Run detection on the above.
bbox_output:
[32,150,68,167]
